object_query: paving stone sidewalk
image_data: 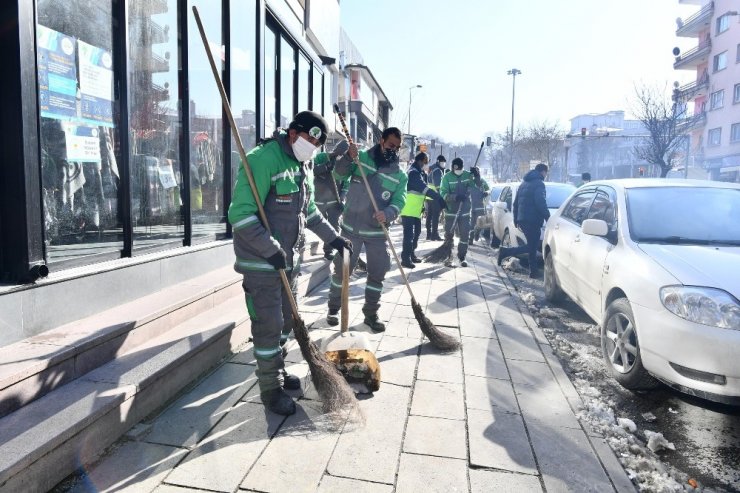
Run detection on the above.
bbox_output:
[60,232,636,493]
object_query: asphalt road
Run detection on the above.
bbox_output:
[500,259,740,493]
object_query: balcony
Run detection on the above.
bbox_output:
[673,38,712,70]
[677,111,707,131]
[675,72,710,101]
[676,1,713,37]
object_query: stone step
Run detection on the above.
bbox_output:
[0,265,243,419]
[0,295,251,493]
[0,255,331,421]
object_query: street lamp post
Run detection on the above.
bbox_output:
[507,69,521,179]
[408,84,422,135]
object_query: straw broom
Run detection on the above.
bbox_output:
[333,105,459,352]
[192,7,360,418]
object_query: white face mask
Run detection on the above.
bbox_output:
[454,169,463,176]
[292,136,318,162]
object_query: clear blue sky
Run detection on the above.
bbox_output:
[340,0,697,143]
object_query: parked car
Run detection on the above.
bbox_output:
[478,184,506,243]
[491,182,576,249]
[542,179,740,404]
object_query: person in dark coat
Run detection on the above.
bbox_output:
[497,163,550,278]
[425,155,447,240]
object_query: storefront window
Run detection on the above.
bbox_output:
[37,0,123,265]
[279,36,296,128]
[298,53,309,114]
[312,65,323,115]
[230,0,257,189]
[188,0,225,239]
[264,26,277,137]
[128,0,183,250]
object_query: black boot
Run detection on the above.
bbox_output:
[459,258,468,267]
[327,308,339,326]
[281,370,301,390]
[401,256,416,269]
[363,313,386,332]
[411,255,423,263]
[497,248,508,266]
[260,388,297,415]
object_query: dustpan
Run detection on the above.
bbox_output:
[322,248,381,393]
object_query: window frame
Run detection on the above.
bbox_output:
[708,127,722,147]
[734,83,740,104]
[710,89,725,110]
[731,123,740,144]
[716,14,731,35]
[713,51,728,72]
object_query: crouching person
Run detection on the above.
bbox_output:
[229,111,352,415]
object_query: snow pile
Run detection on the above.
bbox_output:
[527,302,709,492]
[520,290,536,305]
[502,257,527,273]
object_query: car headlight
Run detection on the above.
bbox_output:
[660,286,740,330]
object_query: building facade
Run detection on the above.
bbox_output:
[674,0,740,181]
[565,111,652,181]
[0,0,345,344]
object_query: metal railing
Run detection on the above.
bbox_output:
[674,39,712,67]
[676,1,714,33]
[677,72,710,100]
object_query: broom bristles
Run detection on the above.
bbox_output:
[292,318,364,424]
[423,238,454,264]
[412,300,460,351]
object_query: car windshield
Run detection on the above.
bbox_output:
[545,185,576,209]
[627,187,740,245]
[490,188,503,201]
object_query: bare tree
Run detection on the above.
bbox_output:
[519,121,566,166]
[631,83,687,178]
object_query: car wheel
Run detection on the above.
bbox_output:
[601,298,659,390]
[489,226,500,247]
[501,229,513,248]
[543,252,564,302]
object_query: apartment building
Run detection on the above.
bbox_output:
[674,0,740,182]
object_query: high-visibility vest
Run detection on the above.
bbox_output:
[400,190,426,218]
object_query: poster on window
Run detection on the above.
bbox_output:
[37,25,78,120]
[63,122,101,162]
[78,40,114,127]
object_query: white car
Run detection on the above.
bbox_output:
[542,179,740,404]
[491,182,576,249]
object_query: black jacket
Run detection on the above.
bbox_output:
[513,170,550,227]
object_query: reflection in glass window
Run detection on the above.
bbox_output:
[312,66,323,114]
[280,36,296,128]
[128,0,183,251]
[562,192,595,225]
[230,0,257,189]
[188,0,225,239]
[37,0,123,265]
[298,53,309,113]
[264,26,276,137]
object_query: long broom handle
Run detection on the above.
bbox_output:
[192,6,301,320]
[340,247,349,334]
[332,105,417,304]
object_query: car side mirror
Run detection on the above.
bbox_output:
[582,219,609,237]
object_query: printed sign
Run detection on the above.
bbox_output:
[78,39,114,127]
[37,25,78,120]
[63,123,101,162]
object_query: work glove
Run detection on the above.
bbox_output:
[330,236,353,257]
[330,140,350,158]
[266,249,287,270]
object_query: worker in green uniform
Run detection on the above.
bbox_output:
[440,157,474,267]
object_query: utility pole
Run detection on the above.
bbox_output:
[507,68,521,179]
